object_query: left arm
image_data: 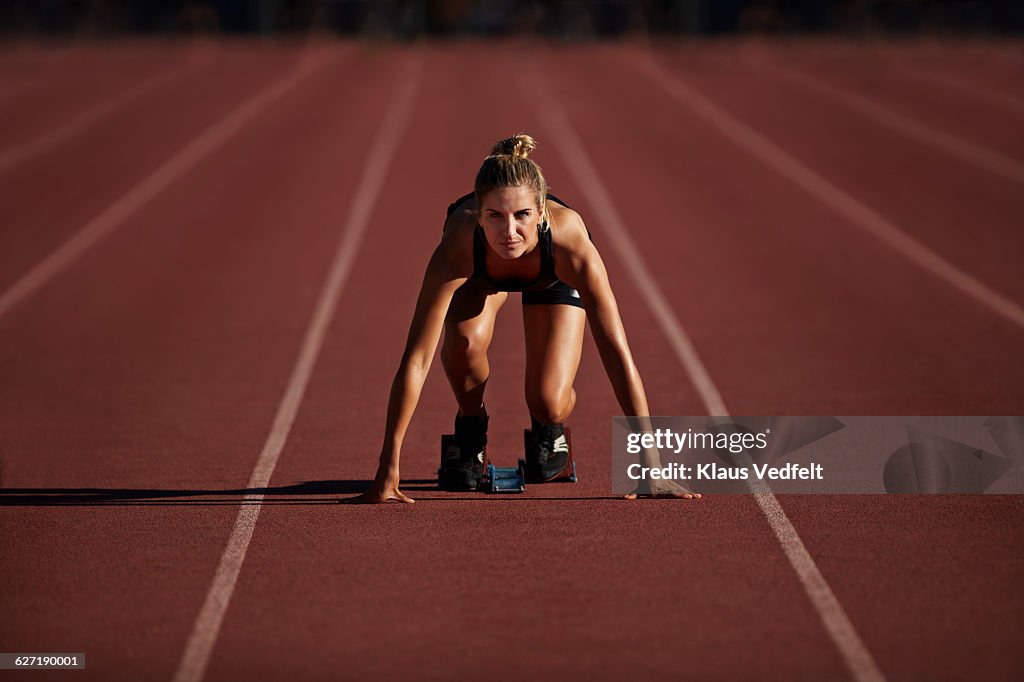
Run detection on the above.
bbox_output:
[554,211,700,500]
[553,213,649,418]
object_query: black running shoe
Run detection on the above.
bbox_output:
[524,418,570,483]
[438,411,488,491]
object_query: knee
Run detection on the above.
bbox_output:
[526,385,575,424]
[442,324,490,368]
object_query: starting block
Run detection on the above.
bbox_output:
[563,459,578,483]
[483,460,527,493]
[552,459,578,483]
[438,434,526,493]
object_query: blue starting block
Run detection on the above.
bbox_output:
[484,460,527,493]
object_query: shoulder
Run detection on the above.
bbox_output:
[548,203,592,257]
[442,193,478,245]
[548,203,607,294]
[445,192,475,221]
[435,193,477,277]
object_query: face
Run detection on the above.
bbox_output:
[478,185,544,260]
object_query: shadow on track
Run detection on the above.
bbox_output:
[0,479,439,506]
[0,481,626,505]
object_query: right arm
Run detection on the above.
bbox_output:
[350,220,472,503]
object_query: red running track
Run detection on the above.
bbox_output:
[0,39,1022,681]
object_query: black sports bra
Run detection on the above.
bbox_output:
[471,222,559,292]
[446,192,572,293]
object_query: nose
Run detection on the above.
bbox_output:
[504,216,517,238]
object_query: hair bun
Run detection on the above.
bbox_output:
[491,134,537,159]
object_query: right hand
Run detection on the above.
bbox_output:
[343,471,415,504]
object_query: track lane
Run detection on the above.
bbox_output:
[744,40,1024,157]
[649,44,1024,307]
[549,44,1024,415]
[172,51,422,682]
[0,43,313,299]
[0,41,207,150]
[543,42,1023,680]
[0,38,1020,682]
[0,43,82,102]
[0,43,389,682]
[776,494,1024,682]
[202,43,850,682]
[532,51,887,682]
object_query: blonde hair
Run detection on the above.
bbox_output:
[474,134,548,212]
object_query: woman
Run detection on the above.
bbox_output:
[352,134,698,503]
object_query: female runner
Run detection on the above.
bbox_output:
[352,134,698,503]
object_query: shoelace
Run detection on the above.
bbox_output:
[533,426,566,462]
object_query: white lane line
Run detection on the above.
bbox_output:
[901,67,1024,118]
[170,57,421,682]
[537,118,726,415]
[0,48,211,176]
[0,49,329,323]
[533,63,887,682]
[624,49,1024,332]
[758,59,1024,186]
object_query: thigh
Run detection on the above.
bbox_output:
[523,302,586,392]
[443,282,508,350]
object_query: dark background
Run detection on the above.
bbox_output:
[4,1,1024,38]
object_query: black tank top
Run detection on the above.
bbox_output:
[446,192,572,293]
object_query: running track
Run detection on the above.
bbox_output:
[0,38,1021,681]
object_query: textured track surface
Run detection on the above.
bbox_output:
[0,39,1022,681]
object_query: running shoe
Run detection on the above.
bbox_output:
[523,418,571,483]
[438,410,488,491]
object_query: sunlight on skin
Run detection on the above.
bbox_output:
[344,186,704,504]
[478,186,544,260]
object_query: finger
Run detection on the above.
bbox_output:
[394,490,415,504]
[340,491,392,505]
[624,491,702,500]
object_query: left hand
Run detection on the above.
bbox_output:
[624,478,701,500]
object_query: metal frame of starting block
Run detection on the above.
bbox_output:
[483,460,527,493]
